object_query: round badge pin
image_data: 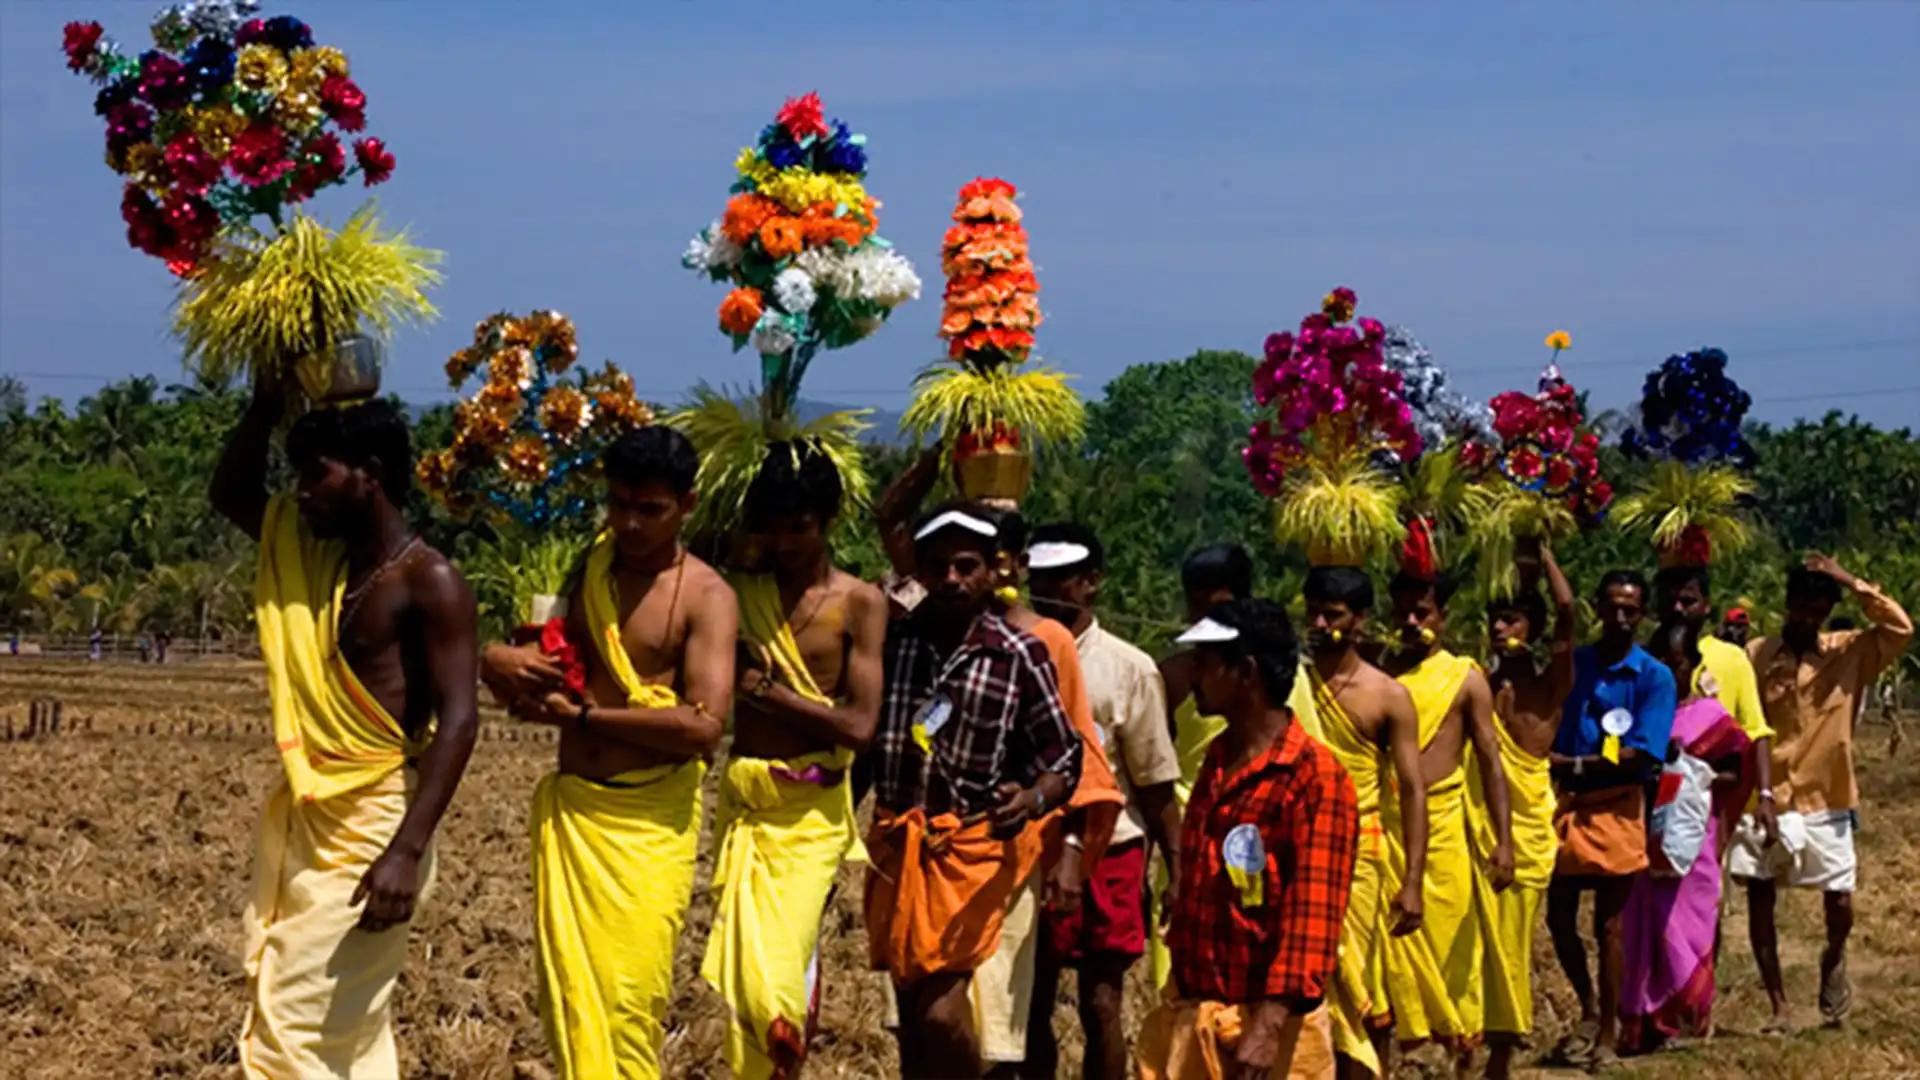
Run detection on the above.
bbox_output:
[1600,707,1635,737]
[1223,823,1265,872]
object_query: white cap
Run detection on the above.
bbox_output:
[914,509,999,542]
[1175,616,1241,645]
[1026,541,1092,571]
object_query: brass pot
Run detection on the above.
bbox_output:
[295,333,384,405]
[953,445,1032,505]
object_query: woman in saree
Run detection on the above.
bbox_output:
[1619,620,1754,1053]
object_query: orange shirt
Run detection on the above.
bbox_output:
[1030,617,1125,866]
[1748,581,1912,812]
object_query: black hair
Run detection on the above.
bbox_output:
[744,439,842,528]
[1828,615,1858,631]
[1786,565,1844,607]
[1654,565,1711,599]
[992,509,1030,559]
[911,499,1002,560]
[1596,569,1649,605]
[1028,521,1105,573]
[1650,619,1703,668]
[603,425,698,495]
[1304,566,1374,613]
[1181,543,1253,599]
[1205,597,1301,704]
[1389,570,1460,607]
[286,399,411,506]
[1488,587,1549,637]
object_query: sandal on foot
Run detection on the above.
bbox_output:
[1550,1021,1599,1067]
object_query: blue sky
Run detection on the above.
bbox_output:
[4,1,1917,428]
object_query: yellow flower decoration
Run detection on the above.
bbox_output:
[734,148,870,214]
[234,44,289,95]
[1545,330,1572,352]
[271,86,326,135]
[539,385,592,442]
[123,143,166,190]
[188,105,247,158]
[288,45,349,84]
[502,435,549,488]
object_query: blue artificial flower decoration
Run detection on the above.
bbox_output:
[1620,348,1757,466]
[818,120,867,174]
[261,15,312,52]
[765,138,806,170]
[183,37,234,96]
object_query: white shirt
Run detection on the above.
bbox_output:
[1075,618,1181,846]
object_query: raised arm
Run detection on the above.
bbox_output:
[738,581,888,750]
[874,444,943,579]
[352,557,479,931]
[1383,680,1427,935]
[1809,555,1915,679]
[1463,667,1514,890]
[209,378,283,540]
[573,576,738,757]
[1542,542,1578,701]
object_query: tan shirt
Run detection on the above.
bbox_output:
[1076,618,1180,845]
[1748,581,1912,813]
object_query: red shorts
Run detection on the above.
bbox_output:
[1043,838,1148,961]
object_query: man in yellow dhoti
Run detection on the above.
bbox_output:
[1300,567,1428,1079]
[212,391,482,1078]
[1476,542,1575,1079]
[1380,570,1514,1060]
[702,444,887,1079]
[483,427,739,1079]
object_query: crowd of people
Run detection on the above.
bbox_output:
[215,391,1911,1079]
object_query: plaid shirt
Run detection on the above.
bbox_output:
[873,610,1083,817]
[1169,717,1357,1007]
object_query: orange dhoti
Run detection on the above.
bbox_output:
[865,808,1046,983]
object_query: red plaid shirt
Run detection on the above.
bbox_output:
[1168,716,1358,1007]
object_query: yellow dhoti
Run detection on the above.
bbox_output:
[1471,717,1556,1038]
[243,495,430,1077]
[532,533,704,1079]
[533,762,704,1080]
[704,574,865,1079]
[1381,651,1483,1048]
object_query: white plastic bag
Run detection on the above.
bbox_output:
[1649,751,1716,878]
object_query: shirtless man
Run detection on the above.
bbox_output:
[1480,542,1576,1078]
[482,425,736,1079]
[1379,572,1514,1055]
[704,442,887,1080]
[211,386,479,1078]
[1301,566,1425,1079]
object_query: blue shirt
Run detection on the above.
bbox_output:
[1555,643,1677,790]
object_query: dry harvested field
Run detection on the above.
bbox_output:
[4,658,1918,1078]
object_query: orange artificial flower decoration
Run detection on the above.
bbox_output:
[758,217,805,259]
[722,193,780,245]
[718,286,765,336]
[939,177,1041,363]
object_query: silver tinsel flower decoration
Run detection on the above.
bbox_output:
[1381,325,1495,456]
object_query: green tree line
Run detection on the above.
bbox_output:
[4,356,1918,678]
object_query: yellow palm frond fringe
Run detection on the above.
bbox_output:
[670,384,872,540]
[1612,461,1753,556]
[1274,451,1404,568]
[900,363,1084,449]
[1463,484,1579,599]
[173,203,441,389]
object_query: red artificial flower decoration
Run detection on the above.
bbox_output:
[775,91,829,141]
[228,122,292,186]
[538,617,588,699]
[353,137,394,186]
[1400,515,1438,581]
[288,132,346,201]
[62,21,104,71]
[163,133,221,195]
[320,75,367,132]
